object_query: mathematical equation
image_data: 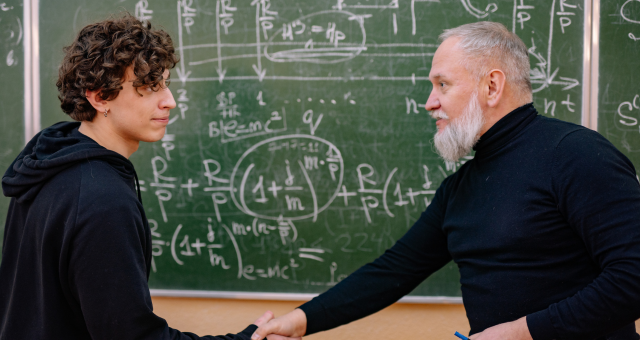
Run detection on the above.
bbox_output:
[129,0,582,93]
[144,103,462,282]
[128,0,585,289]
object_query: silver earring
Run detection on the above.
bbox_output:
[104,109,109,117]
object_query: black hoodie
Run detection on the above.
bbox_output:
[0,122,257,340]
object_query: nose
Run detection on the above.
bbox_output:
[162,87,177,110]
[425,87,440,111]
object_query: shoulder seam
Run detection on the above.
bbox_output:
[549,128,587,215]
[550,127,597,219]
[554,126,591,149]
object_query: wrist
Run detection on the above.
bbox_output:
[517,317,533,340]
[292,308,308,336]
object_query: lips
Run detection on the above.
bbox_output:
[152,116,170,124]
[435,118,448,130]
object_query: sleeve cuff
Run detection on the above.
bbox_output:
[526,310,560,340]
[239,324,258,340]
[298,299,326,335]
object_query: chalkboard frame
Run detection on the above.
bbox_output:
[583,0,595,129]
[588,0,600,131]
[149,289,463,304]
[23,0,39,142]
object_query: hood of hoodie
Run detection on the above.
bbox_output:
[2,121,136,203]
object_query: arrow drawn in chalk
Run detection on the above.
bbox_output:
[251,0,267,82]
[215,0,226,83]
[252,64,267,82]
[176,1,191,85]
[175,67,191,86]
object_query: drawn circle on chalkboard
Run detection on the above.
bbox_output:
[264,10,366,64]
[621,0,640,25]
[229,134,344,221]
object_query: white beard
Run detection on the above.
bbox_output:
[431,92,485,162]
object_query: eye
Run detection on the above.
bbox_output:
[440,82,445,87]
[145,83,163,92]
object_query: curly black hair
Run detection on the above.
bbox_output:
[56,13,179,121]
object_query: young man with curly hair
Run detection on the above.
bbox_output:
[0,14,292,340]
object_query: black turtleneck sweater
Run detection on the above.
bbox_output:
[0,122,257,339]
[299,104,640,340]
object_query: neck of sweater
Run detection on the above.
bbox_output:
[472,103,538,160]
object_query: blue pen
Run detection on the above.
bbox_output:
[454,331,470,340]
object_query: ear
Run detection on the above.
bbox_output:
[85,89,109,114]
[484,69,506,108]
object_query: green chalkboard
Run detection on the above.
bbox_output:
[598,1,640,174]
[38,0,586,297]
[0,0,24,257]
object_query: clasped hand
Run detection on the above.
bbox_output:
[252,309,307,340]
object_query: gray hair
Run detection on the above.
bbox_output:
[439,21,532,103]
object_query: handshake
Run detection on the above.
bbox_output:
[249,308,533,340]
[251,308,308,340]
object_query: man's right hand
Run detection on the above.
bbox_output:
[251,308,307,340]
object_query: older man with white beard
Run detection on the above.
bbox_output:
[251,22,640,340]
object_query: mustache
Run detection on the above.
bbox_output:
[430,109,449,120]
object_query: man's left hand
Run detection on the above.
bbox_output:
[469,317,533,340]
